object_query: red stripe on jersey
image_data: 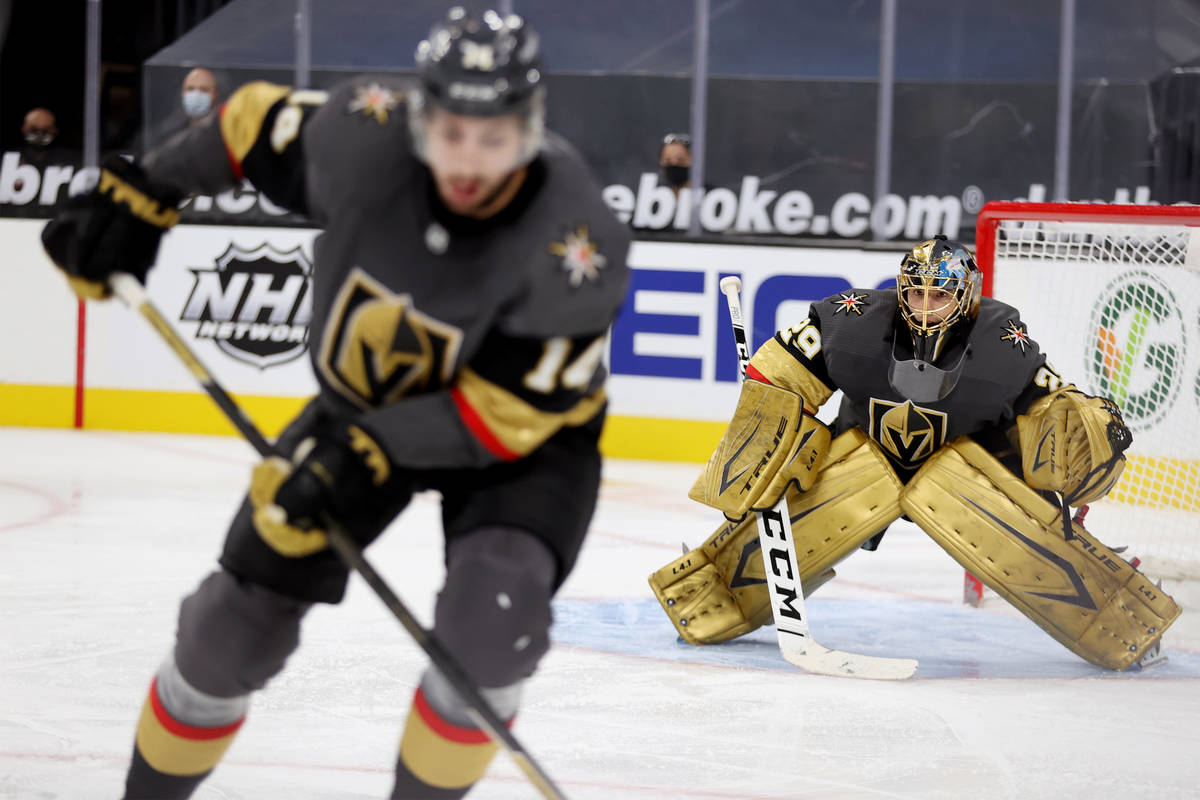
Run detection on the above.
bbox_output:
[450,387,520,462]
[148,678,245,741]
[746,363,773,384]
[218,104,245,181]
[412,687,510,745]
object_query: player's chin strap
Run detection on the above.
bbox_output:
[107,272,569,800]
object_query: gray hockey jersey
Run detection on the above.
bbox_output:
[748,288,1066,477]
[142,78,631,469]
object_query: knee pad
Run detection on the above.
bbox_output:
[435,527,556,688]
[174,570,312,697]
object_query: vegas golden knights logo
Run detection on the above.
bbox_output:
[868,398,947,470]
[319,268,463,409]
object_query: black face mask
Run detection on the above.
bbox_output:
[661,164,690,188]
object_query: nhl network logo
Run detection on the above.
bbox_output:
[180,242,313,369]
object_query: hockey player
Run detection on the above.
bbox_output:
[650,236,1180,670]
[41,8,630,798]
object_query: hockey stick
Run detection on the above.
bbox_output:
[719,276,917,680]
[108,272,569,800]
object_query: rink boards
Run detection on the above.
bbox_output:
[0,218,899,461]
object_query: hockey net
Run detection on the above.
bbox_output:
[974,202,1200,583]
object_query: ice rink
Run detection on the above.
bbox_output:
[2,426,1198,800]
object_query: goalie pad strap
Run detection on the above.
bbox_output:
[651,428,902,645]
[688,379,831,519]
[900,438,1179,670]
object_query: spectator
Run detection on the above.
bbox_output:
[20,107,58,159]
[659,132,692,194]
[181,67,219,125]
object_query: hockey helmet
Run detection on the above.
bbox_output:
[409,7,545,163]
[896,235,982,363]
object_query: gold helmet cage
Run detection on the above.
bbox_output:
[897,235,982,362]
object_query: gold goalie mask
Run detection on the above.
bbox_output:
[890,235,983,402]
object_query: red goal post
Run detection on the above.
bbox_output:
[972,201,1200,583]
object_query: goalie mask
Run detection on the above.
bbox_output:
[409,7,546,165]
[889,236,982,402]
[897,236,982,362]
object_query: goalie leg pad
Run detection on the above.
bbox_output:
[900,438,1180,670]
[650,428,903,644]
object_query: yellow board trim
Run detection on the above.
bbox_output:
[7,386,1193,503]
[0,385,75,428]
[600,415,726,462]
[0,386,726,461]
[82,388,311,439]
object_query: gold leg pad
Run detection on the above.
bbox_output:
[649,428,903,644]
[901,438,1181,670]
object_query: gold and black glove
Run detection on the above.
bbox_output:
[41,155,183,299]
[1018,388,1132,506]
[249,425,393,557]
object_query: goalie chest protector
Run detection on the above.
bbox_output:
[812,289,1050,477]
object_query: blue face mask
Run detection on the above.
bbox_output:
[182,90,213,119]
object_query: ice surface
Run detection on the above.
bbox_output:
[2,428,1197,799]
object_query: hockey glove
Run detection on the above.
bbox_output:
[41,155,183,300]
[1017,388,1132,506]
[249,425,392,557]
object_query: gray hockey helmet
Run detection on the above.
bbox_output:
[409,7,545,162]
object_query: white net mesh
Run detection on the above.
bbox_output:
[989,209,1200,581]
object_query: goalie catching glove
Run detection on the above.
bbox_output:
[249,424,393,557]
[1017,387,1132,506]
[41,156,182,300]
[689,378,831,520]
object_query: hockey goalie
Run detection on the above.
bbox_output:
[648,235,1180,671]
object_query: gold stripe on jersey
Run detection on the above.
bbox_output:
[749,337,834,412]
[219,82,291,165]
[455,366,606,459]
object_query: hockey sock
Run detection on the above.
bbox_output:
[122,675,246,800]
[389,686,507,799]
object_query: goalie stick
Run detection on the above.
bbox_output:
[108,272,569,800]
[719,276,917,680]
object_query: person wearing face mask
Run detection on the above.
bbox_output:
[19,107,60,167]
[658,132,691,194]
[180,67,219,125]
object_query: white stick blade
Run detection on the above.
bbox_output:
[778,632,918,679]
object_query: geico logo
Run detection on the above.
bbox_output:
[609,267,891,382]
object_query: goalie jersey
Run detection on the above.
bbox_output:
[142,78,631,469]
[748,288,1064,479]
